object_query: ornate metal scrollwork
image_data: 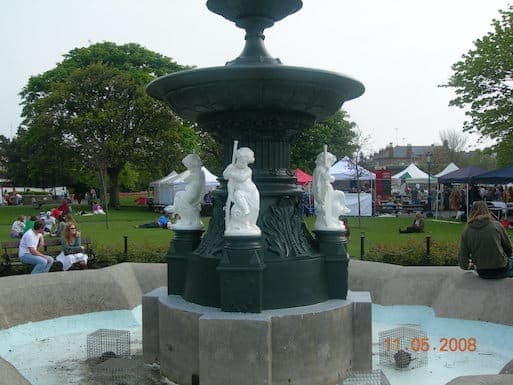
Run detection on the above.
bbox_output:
[194,194,226,258]
[261,195,314,259]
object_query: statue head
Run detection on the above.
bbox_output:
[315,151,336,167]
[236,147,255,166]
[183,153,203,169]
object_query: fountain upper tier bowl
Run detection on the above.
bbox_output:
[146,65,365,123]
[206,0,303,29]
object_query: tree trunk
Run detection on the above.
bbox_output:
[107,166,122,209]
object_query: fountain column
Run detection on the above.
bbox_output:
[143,1,372,383]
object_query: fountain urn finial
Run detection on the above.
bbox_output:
[206,0,303,65]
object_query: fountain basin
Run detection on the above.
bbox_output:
[146,65,364,124]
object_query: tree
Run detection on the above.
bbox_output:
[19,42,193,208]
[444,5,513,164]
[0,135,11,179]
[439,129,468,154]
[467,148,497,170]
[291,110,356,173]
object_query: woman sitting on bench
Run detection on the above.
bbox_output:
[56,223,88,271]
[399,212,424,233]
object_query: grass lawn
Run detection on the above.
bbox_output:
[1,196,476,258]
[343,215,468,256]
[0,200,174,257]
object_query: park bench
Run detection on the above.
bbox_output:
[1,237,95,272]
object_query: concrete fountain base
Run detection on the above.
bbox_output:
[143,289,372,385]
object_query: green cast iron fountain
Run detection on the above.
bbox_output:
[147,0,364,312]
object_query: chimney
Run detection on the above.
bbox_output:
[406,144,412,158]
[388,142,394,158]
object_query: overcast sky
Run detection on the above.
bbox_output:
[1,0,510,154]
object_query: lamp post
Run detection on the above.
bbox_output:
[355,149,362,228]
[426,152,433,217]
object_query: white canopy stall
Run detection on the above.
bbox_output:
[392,163,436,184]
[150,168,220,207]
[392,163,437,194]
[435,162,459,178]
[171,167,220,201]
[330,156,376,217]
[149,171,179,206]
[330,156,376,181]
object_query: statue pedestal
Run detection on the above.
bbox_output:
[314,230,349,299]
[217,235,265,313]
[143,290,372,385]
[166,229,203,295]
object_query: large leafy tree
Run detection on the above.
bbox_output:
[444,5,513,166]
[291,110,357,173]
[19,42,196,208]
[0,135,11,179]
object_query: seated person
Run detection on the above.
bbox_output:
[399,212,424,233]
[459,201,513,279]
[92,202,106,215]
[158,214,169,228]
[55,213,76,237]
[57,199,70,215]
[41,211,56,234]
[56,223,88,271]
[137,215,170,229]
[10,216,25,238]
[19,220,54,274]
[51,207,62,219]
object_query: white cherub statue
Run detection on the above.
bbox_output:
[167,153,205,230]
[312,145,350,231]
[223,141,261,236]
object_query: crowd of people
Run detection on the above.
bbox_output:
[14,212,88,274]
[2,188,23,206]
[3,182,513,281]
[448,185,513,210]
[5,188,102,274]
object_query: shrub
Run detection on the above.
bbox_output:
[364,238,459,266]
[19,191,52,196]
[93,243,167,268]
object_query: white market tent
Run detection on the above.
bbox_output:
[392,163,437,184]
[173,167,219,190]
[435,162,459,178]
[154,167,220,206]
[330,156,376,180]
[330,156,375,217]
[149,171,179,206]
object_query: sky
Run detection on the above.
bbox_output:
[1,0,511,154]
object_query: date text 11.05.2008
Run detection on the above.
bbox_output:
[384,337,477,352]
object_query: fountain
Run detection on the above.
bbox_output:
[143,1,372,384]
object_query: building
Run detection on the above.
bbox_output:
[369,143,441,171]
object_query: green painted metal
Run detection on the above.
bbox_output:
[314,230,349,299]
[147,0,364,312]
[218,236,265,312]
[166,229,203,295]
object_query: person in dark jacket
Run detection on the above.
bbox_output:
[459,201,513,278]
